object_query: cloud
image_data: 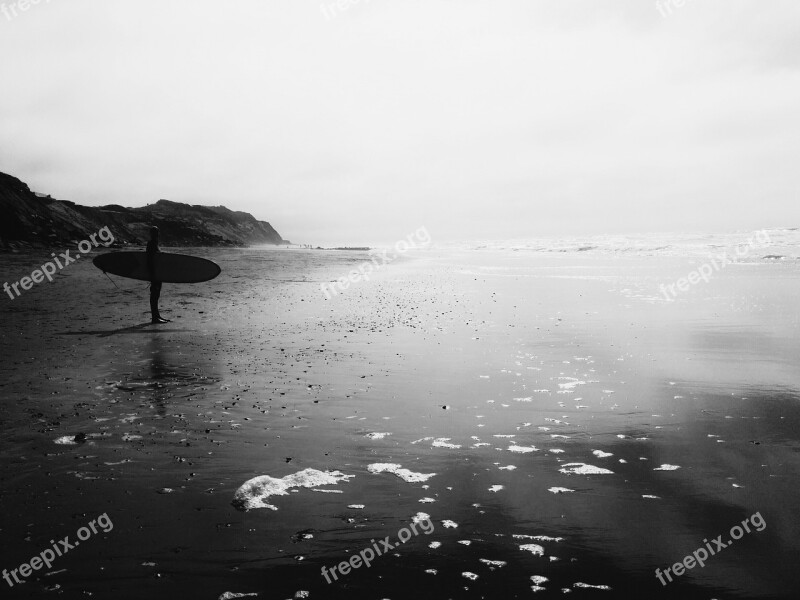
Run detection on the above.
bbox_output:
[1,0,798,244]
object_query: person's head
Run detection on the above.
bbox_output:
[150,226,159,241]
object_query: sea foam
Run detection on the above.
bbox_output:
[368,463,436,483]
[232,468,353,511]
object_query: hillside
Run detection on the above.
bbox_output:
[0,171,287,250]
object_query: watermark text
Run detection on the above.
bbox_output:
[3,513,114,587]
[660,230,770,301]
[321,515,434,583]
[655,511,766,586]
[4,226,115,300]
[321,226,430,299]
[1,0,53,22]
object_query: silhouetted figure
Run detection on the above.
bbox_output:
[147,226,169,324]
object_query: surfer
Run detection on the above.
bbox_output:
[147,226,170,324]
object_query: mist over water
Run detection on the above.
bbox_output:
[428,229,800,259]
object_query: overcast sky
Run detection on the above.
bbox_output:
[1,0,799,245]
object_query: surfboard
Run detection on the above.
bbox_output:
[93,252,221,283]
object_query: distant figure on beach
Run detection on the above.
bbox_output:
[147,226,169,324]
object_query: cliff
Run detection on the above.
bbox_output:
[0,171,287,250]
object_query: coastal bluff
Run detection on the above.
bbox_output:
[0,171,287,250]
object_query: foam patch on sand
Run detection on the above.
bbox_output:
[442,520,459,528]
[365,432,392,440]
[592,450,613,458]
[413,512,431,523]
[548,487,574,494]
[432,438,462,449]
[531,575,549,592]
[508,445,539,453]
[54,436,80,445]
[654,464,680,471]
[488,485,504,492]
[514,534,562,542]
[232,468,354,511]
[558,379,586,391]
[520,544,545,556]
[574,582,612,590]
[368,463,436,483]
[559,463,614,475]
[480,559,507,568]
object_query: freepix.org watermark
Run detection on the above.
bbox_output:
[321,514,434,584]
[660,230,770,301]
[3,226,115,300]
[320,0,373,21]
[655,511,766,586]
[1,0,52,22]
[3,513,114,588]
[655,0,694,18]
[320,226,431,299]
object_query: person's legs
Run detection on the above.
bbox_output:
[150,282,168,323]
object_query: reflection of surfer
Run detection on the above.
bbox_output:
[147,226,169,324]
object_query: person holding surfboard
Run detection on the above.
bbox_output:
[92,232,221,319]
[147,226,170,324]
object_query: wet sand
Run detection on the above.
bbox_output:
[1,247,799,599]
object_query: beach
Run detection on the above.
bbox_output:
[1,241,799,599]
